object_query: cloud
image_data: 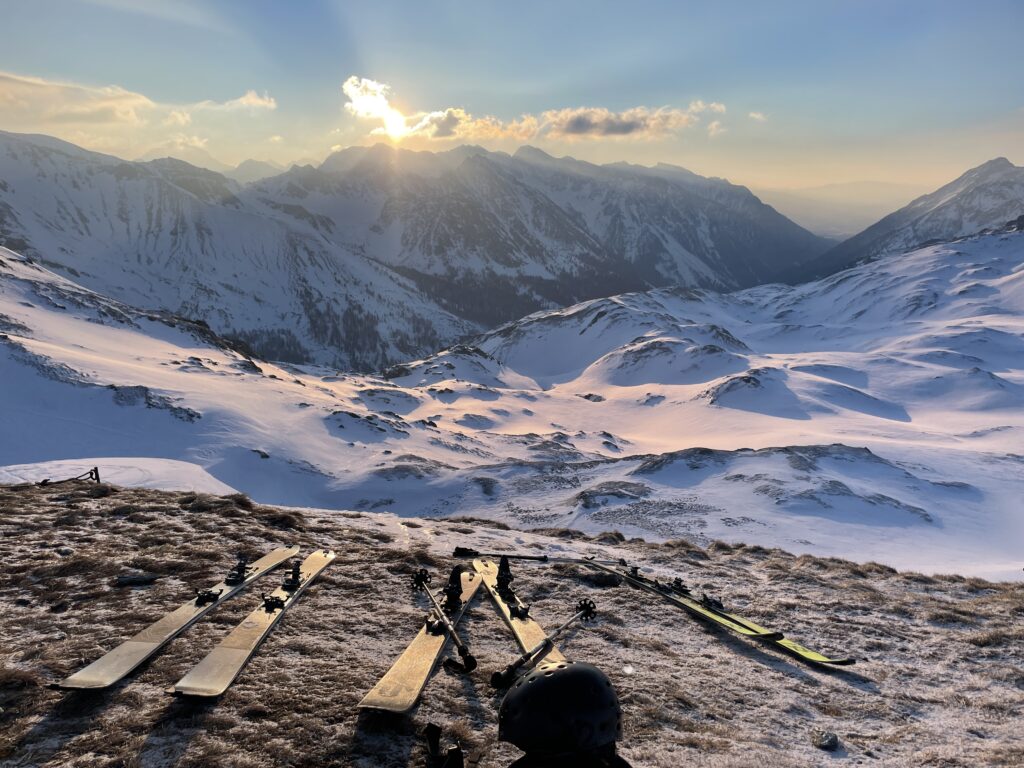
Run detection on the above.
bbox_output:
[688,100,727,114]
[748,111,767,122]
[707,120,726,138]
[169,134,208,149]
[342,76,408,137]
[269,134,284,143]
[164,109,192,126]
[0,72,153,127]
[222,90,277,111]
[0,70,279,162]
[409,108,466,138]
[341,74,725,144]
[542,106,696,139]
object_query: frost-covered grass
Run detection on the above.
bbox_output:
[1,481,1022,767]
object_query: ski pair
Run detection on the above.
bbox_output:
[474,556,598,689]
[173,549,335,696]
[359,558,588,713]
[453,547,854,667]
[59,547,334,694]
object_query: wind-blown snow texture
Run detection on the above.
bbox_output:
[811,157,1024,277]
[2,224,1022,579]
[0,131,829,369]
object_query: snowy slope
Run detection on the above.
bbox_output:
[813,157,1024,276]
[2,222,1023,579]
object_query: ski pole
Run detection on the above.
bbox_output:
[453,546,623,566]
[490,598,597,688]
[412,568,477,674]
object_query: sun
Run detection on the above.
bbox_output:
[342,76,410,141]
[381,107,409,140]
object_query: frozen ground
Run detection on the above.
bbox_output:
[1,227,1023,579]
[0,481,1021,767]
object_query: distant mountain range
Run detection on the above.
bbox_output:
[0,130,831,368]
[1,129,1020,368]
[226,158,287,184]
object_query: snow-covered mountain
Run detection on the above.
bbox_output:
[811,157,1024,276]
[0,130,472,370]
[134,142,233,173]
[253,144,829,325]
[226,158,286,185]
[3,220,1023,579]
[0,131,829,365]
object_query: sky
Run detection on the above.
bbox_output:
[1,0,1022,188]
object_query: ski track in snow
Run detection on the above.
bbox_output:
[1,229,1023,580]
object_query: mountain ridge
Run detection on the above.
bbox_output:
[808,156,1024,276]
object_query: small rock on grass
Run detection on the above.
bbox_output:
[811,730,839,751]
[113,570,160,587]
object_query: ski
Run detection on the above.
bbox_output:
[172,549,335,697]
[491,598,597,689]
[454,546,854,667]
[474,557,566,665]
[613,565,854,666]
[59,545,300,689]
[358,565,483,713]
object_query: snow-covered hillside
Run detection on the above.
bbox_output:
[2,222,1022,579]
[813,157,1024,276]
[0,131,828,366]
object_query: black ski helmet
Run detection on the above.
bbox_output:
[498,661,623,756]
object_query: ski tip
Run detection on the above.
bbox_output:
[171,685,225,698]
[54,676,114,690]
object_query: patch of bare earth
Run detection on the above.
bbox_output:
[0,481,1021,766]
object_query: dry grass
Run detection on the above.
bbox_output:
[0,481,1022,767]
